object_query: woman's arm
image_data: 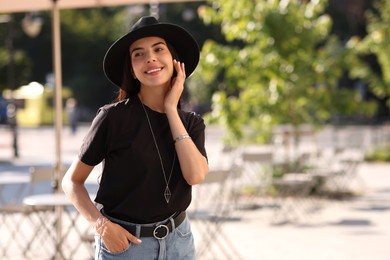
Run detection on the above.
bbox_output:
[167,111,208,185]
[165,60,208,185]
[62,158,101,222]
[62,158,142,252]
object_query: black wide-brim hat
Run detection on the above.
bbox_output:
[103,16,200,88]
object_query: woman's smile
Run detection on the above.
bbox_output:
[145,66,163,74]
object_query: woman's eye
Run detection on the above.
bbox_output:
[133,52,143,58]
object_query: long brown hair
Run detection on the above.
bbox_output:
[117,40,181,105]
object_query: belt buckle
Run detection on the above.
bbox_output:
[153,224,169,240]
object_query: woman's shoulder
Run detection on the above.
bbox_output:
[99,97,137,113]
[178,109,205,130]
[179,109,202,120]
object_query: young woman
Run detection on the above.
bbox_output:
[62,16,208,260]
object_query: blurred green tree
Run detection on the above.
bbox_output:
[0,4,217,118]
[60,7,130,111]
[347,0,390,118]
[0,14,33,91]
[197,0,376,146]
[0,9,127,114]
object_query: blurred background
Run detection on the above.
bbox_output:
[0,0,389,133]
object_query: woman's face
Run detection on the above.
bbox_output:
[129,36,174,87]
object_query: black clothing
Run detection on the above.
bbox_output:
[79,96,207,223]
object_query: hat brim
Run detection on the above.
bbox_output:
[103,23,200,88]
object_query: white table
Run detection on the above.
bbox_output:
[23,193,74,207]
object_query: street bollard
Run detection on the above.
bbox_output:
[6,102,18,158]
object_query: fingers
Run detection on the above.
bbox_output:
[166,59,185,111]
[126,231,142,245]
[101,222,142,253]
[172,59,185,90]
[102,234,129,253]
[173,59,186,78]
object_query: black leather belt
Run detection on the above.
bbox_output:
[114,211,186,240]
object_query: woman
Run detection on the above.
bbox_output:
[62,16,208,260]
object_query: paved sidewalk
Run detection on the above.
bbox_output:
[0,125,390,260]
[219,162,390,260]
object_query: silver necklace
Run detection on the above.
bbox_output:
[141,102,176,203]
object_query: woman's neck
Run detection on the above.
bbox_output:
[138,88,166,113]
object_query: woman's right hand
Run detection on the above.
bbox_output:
[99,220,142,253]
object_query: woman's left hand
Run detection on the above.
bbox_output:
[164,59,186,112]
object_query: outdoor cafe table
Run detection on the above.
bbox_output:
[23,193,95,259]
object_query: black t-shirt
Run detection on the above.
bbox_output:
[79,95,207,223]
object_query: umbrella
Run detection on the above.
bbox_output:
[0,0,198,12]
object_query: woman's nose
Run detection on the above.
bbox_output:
[146,52,156,63]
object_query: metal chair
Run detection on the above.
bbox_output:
[0,166,59,259]
[239,149,274,210]
[188,165,242,260]
[271,173,316,224]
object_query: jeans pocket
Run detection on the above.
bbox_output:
[95,235,133,259]
[169,217,195,259]
[175,217,192,238]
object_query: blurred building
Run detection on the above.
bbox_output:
[2,81,72,127]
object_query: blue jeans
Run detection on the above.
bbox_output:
[94,212,195,260]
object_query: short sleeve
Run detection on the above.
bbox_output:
[78,108,109,166]
[180,111,208,160]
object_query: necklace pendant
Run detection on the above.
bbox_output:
[164,186,171,203]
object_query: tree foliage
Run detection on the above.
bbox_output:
[347,0,390,109]
[0,4,216,117]
[0,15,33,90]
[0,9,127,112]
[198,0,375,145]
[60,8,128,110]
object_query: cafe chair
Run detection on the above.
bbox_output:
[0,166,62,259]
[188,164,243,260]
[239,149,274,210]
[271,173,316,224]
